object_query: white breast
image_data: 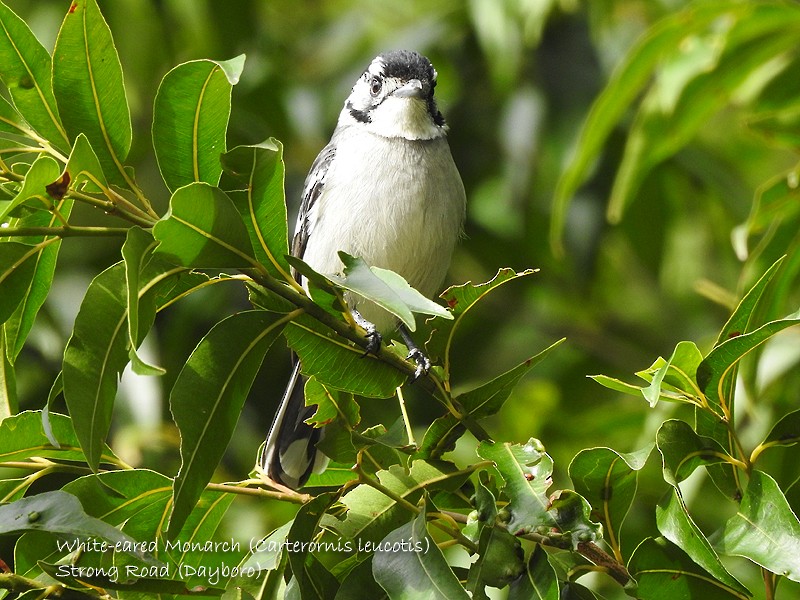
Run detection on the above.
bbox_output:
[301,127,465,333]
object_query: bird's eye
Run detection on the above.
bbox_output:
[369,76,383,97]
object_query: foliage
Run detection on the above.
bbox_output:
[0,1,798,600]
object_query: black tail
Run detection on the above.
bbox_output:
[259,360,325,489]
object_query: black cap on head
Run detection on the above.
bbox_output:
[378,50,437,85]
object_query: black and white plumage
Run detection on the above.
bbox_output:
[259,50,466,489]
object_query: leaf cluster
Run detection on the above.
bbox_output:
[0,1,799,600]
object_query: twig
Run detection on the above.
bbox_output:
[0,225,131,238]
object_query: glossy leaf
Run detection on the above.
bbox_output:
[754,409,800,457]
[508,545,560,600]
[0,154,60,221]
[284,312,403,398]
[0,1,69,149]
[641,341,704,407]
[65,132,107,192]
[286,493,340,600]
[222,139,291,280]
[62,263,135,471]
[52,0,132,184]
[0,242,43,324]
[429,268,537,364]
[121,227,165,375]
[467,522,524,596]
[0,93,32,138]
[697,311,800,410]
[629,537,749,600]
[716,470,800,582]
[0,490,161,566]
[153,56,245,192]
[3,157,79,362]
[330,460,467,543]
[656,420,736,487]
[418,339,564,460]
[0,410,117,465]
[569,445,651,556]
[714,256,784,347]
[656,489,749,595]
[153,182,256,269]
[477,438,556,535]
[303,376,360,428]
[373,507,471,600]
[330,252,452,331]
[0,328,15,419]
[168,310,285,538]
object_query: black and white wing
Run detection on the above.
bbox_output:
[291,142,337,268]
[260,141,336,489]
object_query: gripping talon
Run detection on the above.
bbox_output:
[362,329,382,357]
[407,347,431,381]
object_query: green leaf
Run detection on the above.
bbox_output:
[0,328,15,419]
[153,56,245,192]
[629,537,749,600]
[755,409,800,457]
[330,460,467,543]
[458,339,564,419]
[303,376,360,428]
[418,339,564,460]
[466,523,524,596]
[0,1,69,149]
[549,3,742,252]
[153,182,256,269]
[716,470,800,582]
[62,261,159,471]
[430,268,537,364]
[334,555,387,600]
[476,438,556,535]
[0,93,33,138]
[656,419,737,487]
[222,139,292,280]
[714,256,785,346]
[508,545,560,600]
[0,242,45,324]
[656,489,750,595]
[121,227,165,376]
[65,132,108,192]
[243,521,292,571]
[641,341,704,407]
[0,154,61,221]
[331,252,452,332]
[0,410,118,465]
[284,312,403,398]
[569,445,651,556]
[52,0,132,185]
[588,374,647,398]
[607,23,800,223]
[697,310,800,410]
[168,310,285,538]
[0,490,161,566]
[286,493,340,600]
[733,171,800,259]
[373,507,471,600]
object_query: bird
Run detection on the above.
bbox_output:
[259,49,466,489]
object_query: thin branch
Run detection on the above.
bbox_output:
[0,225,131,238]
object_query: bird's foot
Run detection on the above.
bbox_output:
[351,309,382,356]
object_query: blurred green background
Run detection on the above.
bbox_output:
[5,1,800,596]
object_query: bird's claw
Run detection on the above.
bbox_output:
[407,347,431,382]
[361,328,382,357]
